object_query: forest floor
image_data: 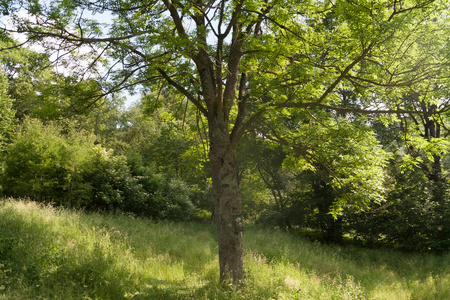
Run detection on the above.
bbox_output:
[0,199,449,299]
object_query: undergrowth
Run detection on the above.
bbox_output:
[0,199,449,299]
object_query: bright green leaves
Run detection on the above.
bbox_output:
[279,113,390,214]
[0,118,96,201]
[243,0,450,117]
[398,121,450,174]
[408,134,449,161]
[47,0,79,22]
[0,37,102,120]
[337,0,450,108]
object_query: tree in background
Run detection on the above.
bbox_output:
[99,89,213,213]
[236,134,299,227]
[0,72,14,148]
[0,37,105,121]
[3,0,450,283]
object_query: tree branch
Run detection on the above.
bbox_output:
[157,67,208,116]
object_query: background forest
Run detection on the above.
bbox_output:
[0,33,448,254]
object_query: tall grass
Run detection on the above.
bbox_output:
[0,199,449,299]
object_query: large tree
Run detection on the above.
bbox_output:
[3,0,450,283]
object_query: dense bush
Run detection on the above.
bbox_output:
[347,160,450,253]
[256,159,449,252]
[126,156,195,220]
[0,118,195,220]
[0,119,92,203]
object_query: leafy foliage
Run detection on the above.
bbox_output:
[0,118,195,220]
[0,72,14,148]
[348,154,450,253]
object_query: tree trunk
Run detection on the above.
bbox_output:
[209,120,246,285]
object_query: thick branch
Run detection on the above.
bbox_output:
[161,0,187,36]
[157,67,208,116]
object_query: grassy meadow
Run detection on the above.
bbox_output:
[0,199,449,299]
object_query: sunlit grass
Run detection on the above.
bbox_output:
[0,198,449,299]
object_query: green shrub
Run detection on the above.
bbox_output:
[0,118,196,221]
[127,158,195,221]
[347,159,450,253]
[0,118,95,203]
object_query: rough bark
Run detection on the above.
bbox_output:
[209,118,246,284]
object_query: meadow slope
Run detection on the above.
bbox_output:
[0,199,449,299]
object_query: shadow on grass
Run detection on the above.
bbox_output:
[245,226,450,299]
